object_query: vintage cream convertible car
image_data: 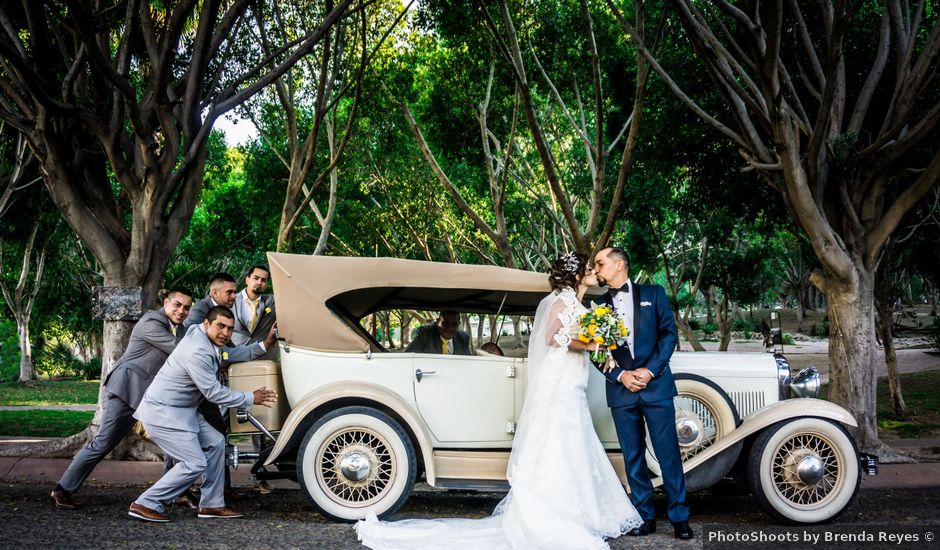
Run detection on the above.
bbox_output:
[226,253,877,526]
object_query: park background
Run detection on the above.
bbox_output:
[0,1,938,463]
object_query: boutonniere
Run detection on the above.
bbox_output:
[264,307,271,314]
[640,301,652,307]
[222,351,229,361]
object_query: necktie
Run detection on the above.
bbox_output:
[246,296,260,332]
[441,339,449,355]
[170,324,177,337]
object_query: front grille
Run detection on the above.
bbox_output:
[729,390,765,418]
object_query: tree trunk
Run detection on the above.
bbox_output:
[929,282,938,316]
[796,296,806,334]
[717,294,732,352]
[476,314,485,347]
[16,320,35,382]
[677,312,706,351]
[875,257,906,416]
[703,286,714,325]
[511,316,522,348]
[400,311,412,346]
[812,268,880,454]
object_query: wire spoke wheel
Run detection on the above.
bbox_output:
[749,418,861,525]
[298,407,417,522]
[316,427,397,507]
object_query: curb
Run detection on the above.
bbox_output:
[2,457,938,491]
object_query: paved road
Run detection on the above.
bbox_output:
[3,483,938,549]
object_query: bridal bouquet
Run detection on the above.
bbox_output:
[577,303,628,363]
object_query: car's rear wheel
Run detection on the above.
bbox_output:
[748,418,860,525]
[646,374,740,476]
[297,406,416,522]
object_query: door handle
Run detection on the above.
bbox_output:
[415,369,437,382]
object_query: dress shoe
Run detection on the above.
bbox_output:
[50,487,76,510]
[128,502,170,523]
[627,519,656,536]
[673,520,694,539]
[253,480,274,494]
[197,506,244,519]
[174,490,198,509]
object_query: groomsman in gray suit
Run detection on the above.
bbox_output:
[129,306,277,522]
[50,288,194,510]
[231,265,276,353]
[183,273,238,329]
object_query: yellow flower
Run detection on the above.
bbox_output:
[595,306,609,316]
[265,307,271,314]
[588,325,597,335]
[578,334,591,343]
[222,351,229,360]
[593,336,603,344]
[608,344,618,350]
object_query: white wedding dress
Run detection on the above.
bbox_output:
[354,288,643,549]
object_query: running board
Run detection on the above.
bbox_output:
[434,478,510,492]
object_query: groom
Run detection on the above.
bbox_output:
[592,247,693,540]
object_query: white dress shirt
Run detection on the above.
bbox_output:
[611,279,635,382]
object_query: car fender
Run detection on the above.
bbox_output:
[263,380,438,484]
[675,398,859,477]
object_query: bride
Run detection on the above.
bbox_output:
[355,252,643,549]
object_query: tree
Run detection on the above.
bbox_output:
[608,1,940,455]
[468,0,653,256]
[0,0,358,454]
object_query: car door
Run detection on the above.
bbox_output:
[412,352,516,445]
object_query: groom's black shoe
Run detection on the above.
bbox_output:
[628,519,656,536]
[673,520,694,539]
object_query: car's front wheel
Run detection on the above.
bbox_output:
[748,417,861,525]
[297,406,417,522]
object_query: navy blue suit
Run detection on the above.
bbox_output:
[595,283,689,525]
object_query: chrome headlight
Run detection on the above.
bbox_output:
[790,366,820,398]
[775,355,791,401]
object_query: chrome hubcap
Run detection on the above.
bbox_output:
[796,455,825,485]
[340,452,371,482]
[675,416,703,447]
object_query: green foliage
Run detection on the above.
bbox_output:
[732,317,752,332]
[0,380,98,406]
[782,333,796,345]
[0,318,19,383]
[33,322,100,380]
[702,322,718,336]
[0,410,93,437]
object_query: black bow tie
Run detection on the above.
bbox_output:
[608,284,630,296]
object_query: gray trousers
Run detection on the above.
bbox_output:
[58,393,136,494]
[134,417,226,513]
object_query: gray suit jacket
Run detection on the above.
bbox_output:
[182,296,214,330]
[134,324,257,433]
[231,292,276,347]
[405,323,472,355]
[104,309,182,409]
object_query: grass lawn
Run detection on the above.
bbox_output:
[0,380,99,406]
[0,410,94,437]
[821,367,940,439]
[875,367,940,439]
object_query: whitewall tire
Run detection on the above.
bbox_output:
[297,406,417,522]
[748,417,860,525]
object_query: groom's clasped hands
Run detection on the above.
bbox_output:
[602,355,651,392]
